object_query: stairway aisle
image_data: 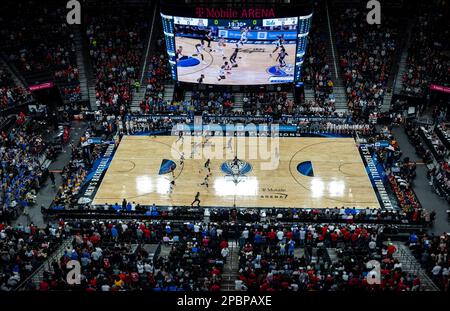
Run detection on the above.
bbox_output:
[393,22,414,96]
[333,86,348,112]
[324,0,347,112]
[16,237,74,290]
[232,93,244,112]
[73,26,91,107]
[221,241,240,291]
[0,55,27,89]
[392,242,440,291]
[163,83,175,103]
[131,86,148,113]
[304,87,316,103]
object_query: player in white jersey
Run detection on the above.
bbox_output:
[270,35,285,58]
[176,46,184,62]
[276,47,288,68]
[204,29,213,50]
[214,37,226,60]
[236,27,249,48]
[226,137,233,150]
[200,174,210,188]
[193,40,207,64]
[217,61,232,81]
[217,64,226,81]
[180,152,185,166]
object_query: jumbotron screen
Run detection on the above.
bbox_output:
[161,14,312,85]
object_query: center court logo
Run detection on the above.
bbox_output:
[171,118,280,171]
[221,159,253,176]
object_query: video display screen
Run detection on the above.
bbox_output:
[173,17,299,85]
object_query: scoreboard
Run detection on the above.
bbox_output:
[161,7,313,85]
[172,17,299,28]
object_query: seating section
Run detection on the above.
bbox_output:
[402,9,450,97]
[1,1,80,101]
[86,8,148,113]
[302,0,335,114]
[0,125,45,221]
[0,223,64,291]
[0,70,30,110]
[334,8,399,118]
[237,223,420,291]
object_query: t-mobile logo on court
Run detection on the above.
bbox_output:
[170,118,280,171]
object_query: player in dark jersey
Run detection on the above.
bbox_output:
[191,192,201,207]
[276,47,288,68]
[230,48,239,68]
[176,46,185,62]
[204,29,213,49]
[197,74,205,84]
[193,40,207,64]
[270,35,284,58]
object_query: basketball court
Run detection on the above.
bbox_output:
[92,136,381,209]
[175,37,296,85]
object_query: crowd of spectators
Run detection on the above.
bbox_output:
[0,222,64,291]
[211,205,433,227]
[302,0,336,114]
[402,7,450,97]
[61,85,82,103]
[373,127,426,215]
[51,130,109,210]
[237,222,423,291]
[419,125,448,160]
[0,125,45,221]
[0,70,31,110]
[428,160,450,204]
[335,8,398,119]
[25,220,228,291]
[1,1,80,91]
[86,8,148,114]
[242,92,295,116]
[409,232,449,291]
[404,121,450,203]
[140,36,172,114]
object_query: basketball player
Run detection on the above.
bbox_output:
[276,47,288,68]
[176,130,184,143]
[224,61,232,74]
[170,163,176,178]
[200,174,210,188]
[226,137,233,150]
[270,35,284,58]
[232,156,239,169]
[190,141,198,159]
[168,180,175,194]
[230,48,239,68]
[217,64,226,81]
[193,41,207,64]
[176,46,184,62]
[204,29,213,49]
[197,74,205,84]
[213,37,226,60]
[191,192,201,207]
[180,152,185,166]
[204,158,211,172]
[236,27,249,48]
